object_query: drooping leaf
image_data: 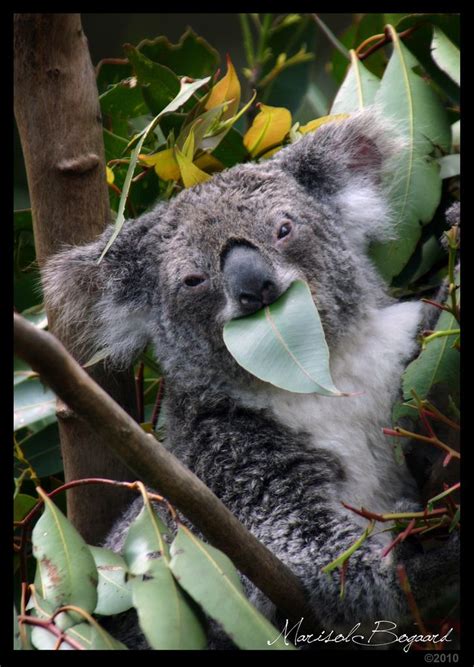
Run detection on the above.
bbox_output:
[330,51,380,113]
[243,104,292,158]
[431,27,460,86]
[223,280,344,396]
[169,525,295,650]
[138,28,220,80]
[299,113,348,135]
[31,489,98,616]
[205,54,241,120]
[175,146,211,188]
[89,547,133,616]
[123,504,206,650]
[370,25,451,282]
[14,378,57,431]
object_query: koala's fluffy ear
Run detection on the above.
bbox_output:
[41,209,161,368]
[275,108,401,245]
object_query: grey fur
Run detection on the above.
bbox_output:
[42,110,459,649]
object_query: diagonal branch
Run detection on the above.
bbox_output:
[14,312,317,633]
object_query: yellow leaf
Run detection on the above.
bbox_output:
[259,146,284,160]
[299,113,349,134]
[195,153,224,173]
[175,146,211,188]
[142,148,181,182]
[243,104,292,158]
[205,55,241,119]
[106,166,115,185]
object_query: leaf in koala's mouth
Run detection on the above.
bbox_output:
[223,280,346,396]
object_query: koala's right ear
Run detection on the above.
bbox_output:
[41,209,162,368]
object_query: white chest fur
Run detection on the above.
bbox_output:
[235,301,423,516]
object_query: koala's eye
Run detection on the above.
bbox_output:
[183,273,208,288]
[277,221,293,240]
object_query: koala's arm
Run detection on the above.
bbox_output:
[40,210,160,365]
[173,406,459,626]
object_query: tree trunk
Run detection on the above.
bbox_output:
[14,13,137,544]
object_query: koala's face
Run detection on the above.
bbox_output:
[145,114,392,391]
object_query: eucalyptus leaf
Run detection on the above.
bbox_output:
[14,493,37,522]
[431,26,460,86]
[14,378,57,431]
[89,546,133,616]
[31,626,75,650]
[65,622,128,650]
[32,490,98,616]
[370,26,451,282]
[331,51,380,113]
[402,310,459,404]
[15,423,62,478]
[169,525,295,650]
[123,504,206,649]
[223,280,344,395]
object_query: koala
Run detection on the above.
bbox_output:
[41,110,459,649]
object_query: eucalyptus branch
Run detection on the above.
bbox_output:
[311,14,350,59]
[14,312,317,632]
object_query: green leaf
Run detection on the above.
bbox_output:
[14,493,37,521]
[169,525,295,650]
[32,490,98,616]
[100,82,148,125]
[21,304,48,330]
[370,26,451,282]
[431,27,460,86]
[331,51,380,113]
[15,423,62,478]
[89,546,133,616]
[65,622,128,650]
[223,280,344,396]
[96,60,133,95]
[124,45,181,116]
[14,378,57,431]
[123,504,206,650]
[402,309,459,404]
[137,28,219,79]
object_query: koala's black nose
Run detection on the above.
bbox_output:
[221,243,280,315]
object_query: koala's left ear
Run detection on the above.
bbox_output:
[41,207,165,369]
[274,108,401,243]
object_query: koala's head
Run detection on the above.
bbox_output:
[42,110,398,395]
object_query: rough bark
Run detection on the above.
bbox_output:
[14,313,317,631]
[14,13,136,543]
